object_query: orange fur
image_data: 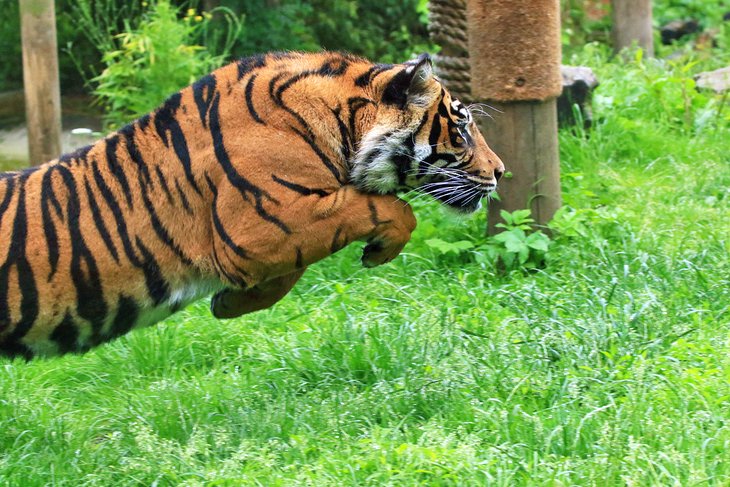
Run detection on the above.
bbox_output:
[0,51,504,358]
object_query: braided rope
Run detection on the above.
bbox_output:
[428,0,469,55]
[428,0,471,100]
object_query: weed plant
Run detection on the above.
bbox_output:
[1,41,729,487]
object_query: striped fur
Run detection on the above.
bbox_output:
[0,52,504,358]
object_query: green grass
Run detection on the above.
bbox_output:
[1,46,729,485]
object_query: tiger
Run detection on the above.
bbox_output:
[0,51,505,359]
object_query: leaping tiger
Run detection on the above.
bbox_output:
[0,52,505,358]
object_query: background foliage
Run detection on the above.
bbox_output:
[0,0,431,94]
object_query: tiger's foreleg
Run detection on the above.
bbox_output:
[209,185,416,318]
[303,185,417,269]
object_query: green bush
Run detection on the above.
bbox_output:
[91,1,240,129]
[219,0,433,62]
[0,1,22,92]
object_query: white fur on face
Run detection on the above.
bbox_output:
[351,125,410,193]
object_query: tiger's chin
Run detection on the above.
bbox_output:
[439,197,484,215]
[423,187,493,214]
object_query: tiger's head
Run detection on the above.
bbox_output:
[351,54,505,213]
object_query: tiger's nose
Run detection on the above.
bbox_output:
[494,168,504,181]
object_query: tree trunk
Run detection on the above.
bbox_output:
[20,0,62,165]
[612,0,654,56]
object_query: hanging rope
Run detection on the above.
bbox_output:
[428,0,472,101]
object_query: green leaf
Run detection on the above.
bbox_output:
[425,238,474,255]
[526,232,550,252]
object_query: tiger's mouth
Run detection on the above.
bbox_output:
[419,177,496,213]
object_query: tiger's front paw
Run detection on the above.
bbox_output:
[360,197,417,268]
[361,238,407,268]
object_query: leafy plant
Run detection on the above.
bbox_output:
[423,238,474,256]
[483,210,551,270]
[424,209,552,272]
[90,1,241,129]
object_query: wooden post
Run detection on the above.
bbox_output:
[611,0,654,56]
[466,0,563,234]
[19,0,62,166]
[482,101,561,232]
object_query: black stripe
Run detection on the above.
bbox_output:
[429,114,442,147]
[208,92,291,234]
[205,175,250,260]
[155,166,174,205]
[273,59,350,103]
[174,179,193,214]
[245,74,265,124]
[368,198,393,227]
[295,247,303,269]
[271,174,329,197]
[134,238,170,305]
[291,127,344,184]
[192,74,216,128]
[269,72,315,139]
[331,106,352,162]
[330,226,346,253]
[120,124,152,187]
[57,165,108,342]
[0,174,39,344]
[138,114,152,132]
[236,54,266,81]
[50,312,79,354]
[153,92,202,195]
[92,161,140,265]
[108,295,139,339]
[91,161,169,305]
[346,97,375,140]
[105,136,134,209]
[137,170,193,266]
[318,58,350,77]
[354,64,393,87]
[0,177,16,228]
[84,177,120,263]
[58,144,92,166]
[268,72,287,105]
[211,243,247,288]
[40,168,61,280]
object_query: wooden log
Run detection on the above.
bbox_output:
[481,100,562,234]
[611,0,654,56]
[20,0,62,166]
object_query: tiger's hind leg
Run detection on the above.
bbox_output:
[210,268,306,319]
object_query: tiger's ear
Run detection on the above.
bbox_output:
[381,53,437,108]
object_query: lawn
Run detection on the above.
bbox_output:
[1,46,729,485]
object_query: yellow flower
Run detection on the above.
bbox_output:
[195,15,203,21]
[186,8,196,17]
